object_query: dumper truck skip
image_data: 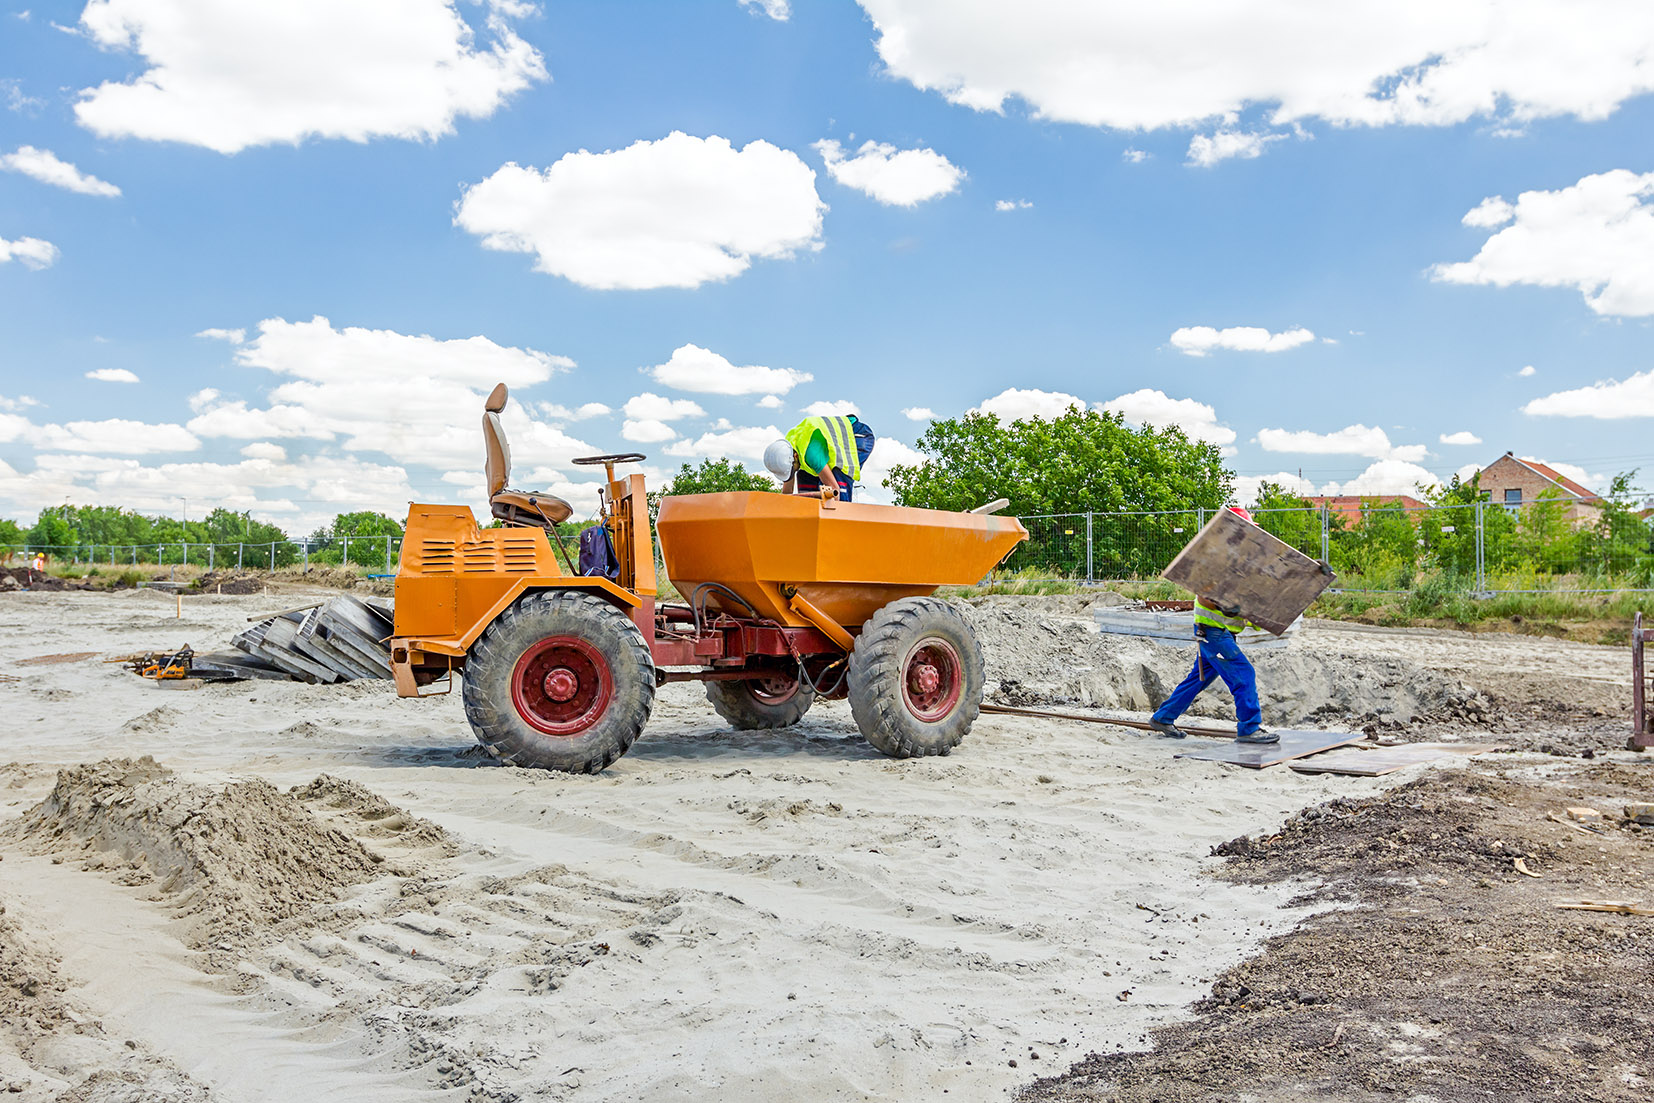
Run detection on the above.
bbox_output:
[389,384,1027,772]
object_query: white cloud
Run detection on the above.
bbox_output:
[664,424,783,462]
[901,406,934,421]
[756,394,784,410]
[240,441,286,461]
[1522,456,1601,492]
[1518,364,1537,377]
[195,327,246,345]
[858,437,924,505]
[800,400,859,418]
[1101,389,1236,447]
[1432,169,1654,316]
[538,401,610,421]
[738,0,790,20]
[457,132,826,290]
[73,0,545,153]
[1170,325,1316,356]
[0,414,200,454]
[1438,430,1482,445]
[1523,370,1654,419]
[1186,129,1286,167]
[0,236,58,270]
[0,146,120,197]
[1454,462,1484,484]
[994,198,1032,211]
[623,392,706,421]
[648,343,811,395]
[1461,196,1514,228]
[970,387,1086,422]
[1122,148,1149,163]
[621,418,678,443]
[1233,471,1316,506]
[813,138,964,207]
[84,368,140,383]
[185,315,583,471]
[857,1,1654,137]
[1318,459,1442,498]
[1257,423,1427,462]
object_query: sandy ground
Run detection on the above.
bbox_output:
[0,588,1638,1101]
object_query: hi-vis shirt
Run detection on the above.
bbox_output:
[1193,598,1247,633]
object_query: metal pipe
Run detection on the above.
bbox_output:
[782,587,855,651]
[980,702,1238,739]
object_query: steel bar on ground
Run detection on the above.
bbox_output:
[980,702,1236,739]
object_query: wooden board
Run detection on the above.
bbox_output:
[1160,509,1334,636]
[1175,729,1365,769]
[1290,742,1500,776]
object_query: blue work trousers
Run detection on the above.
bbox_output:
[1151,628,1262,735]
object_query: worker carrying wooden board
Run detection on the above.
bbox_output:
[1148,506,1336,744]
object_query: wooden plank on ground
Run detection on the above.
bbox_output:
[1160,508,1334,635]
[1175,729,1364,769]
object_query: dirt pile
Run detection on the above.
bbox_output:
[959,595,1487,727]
[193,571,265,595]
[290,774,451,850]
[6,758,387,948]
[1024,763,1654,1103]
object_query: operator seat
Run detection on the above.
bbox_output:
[483,383,574,528]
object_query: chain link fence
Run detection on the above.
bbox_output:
[1001,500,1654,595]
[2,533,405,573]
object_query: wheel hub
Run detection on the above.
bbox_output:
[901,638,963,722]
[543,667,579,702]
[510,635,614,737]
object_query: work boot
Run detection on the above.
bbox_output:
[1147,718,1187,739]
[1235,728,1279,745]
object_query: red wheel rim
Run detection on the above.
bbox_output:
[901,637,963,722]
[750,673,803,705]
[510,635,613,736]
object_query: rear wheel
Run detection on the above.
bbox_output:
[706,669,815,729]
[463,590,655,772]
[848,597,984,758]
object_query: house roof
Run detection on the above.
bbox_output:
[1500,454,1599,502]
[1300,495,1426,523]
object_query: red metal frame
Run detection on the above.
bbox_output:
[1633,611,1653,751]
[643,601,842,682]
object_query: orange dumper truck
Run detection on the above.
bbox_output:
[389,384,1027,772]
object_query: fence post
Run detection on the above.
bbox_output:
[342,533,348,566]
[238,543,243,569]
[303,538,309,569]
[1474,500,1486,596]
[1197,507,1205,532]
[1321,506,1329,564]
[1085,512,1093,583]
[269,541,276,569]
[182,539,187,568]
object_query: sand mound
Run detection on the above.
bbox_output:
[961,596,1483,726]
[279,720,324,739]
[122,706,182,734]
[0,898,69,1038]
[7,758,386,948]
[290,774,450,849]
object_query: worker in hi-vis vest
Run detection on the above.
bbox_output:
[763,414,875,502]
[1148,506,1277,745]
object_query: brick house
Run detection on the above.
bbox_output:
[1301,495,1427,526]
[1474,452,1601,524]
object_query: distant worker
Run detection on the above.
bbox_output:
[1148,506,1277,745]
[763,413,875,502]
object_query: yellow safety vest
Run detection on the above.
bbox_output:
[785,416,862,480]
[1193,598,1247,633]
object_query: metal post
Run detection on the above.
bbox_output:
[342,533,348,566]
[1085,512,1093,583]
[208,545,214,570]
[303,538,308,568]
[269,541,276,568]
[238,543,243,569]
[385,535,391,573]
[1474,500,1486,596]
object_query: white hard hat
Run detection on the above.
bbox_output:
[763,439,795,479]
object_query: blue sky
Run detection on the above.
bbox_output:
[2,0,1653,531]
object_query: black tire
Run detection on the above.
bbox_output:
[462,590,655,773]
[705,670,815,729]
[848,597,984,758]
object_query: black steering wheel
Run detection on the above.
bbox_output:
[573,453,647,466]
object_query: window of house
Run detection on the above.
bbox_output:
[1504,488,1522,511]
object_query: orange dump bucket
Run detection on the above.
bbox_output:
[655,492,1027,630]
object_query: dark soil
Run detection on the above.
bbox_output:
[1021,761,1654,1103]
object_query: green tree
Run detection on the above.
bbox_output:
[1251,482,1335,559]
[886,408,1231,578]
[1579,471,1648,578]
[1330,499,1420,582]
[26,507,79,551]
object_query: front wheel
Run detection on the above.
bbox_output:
[848,597,984,758]
[706,669,815,729]
[462,590,655,772]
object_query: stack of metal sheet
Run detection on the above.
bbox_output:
[230,594,395,683]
